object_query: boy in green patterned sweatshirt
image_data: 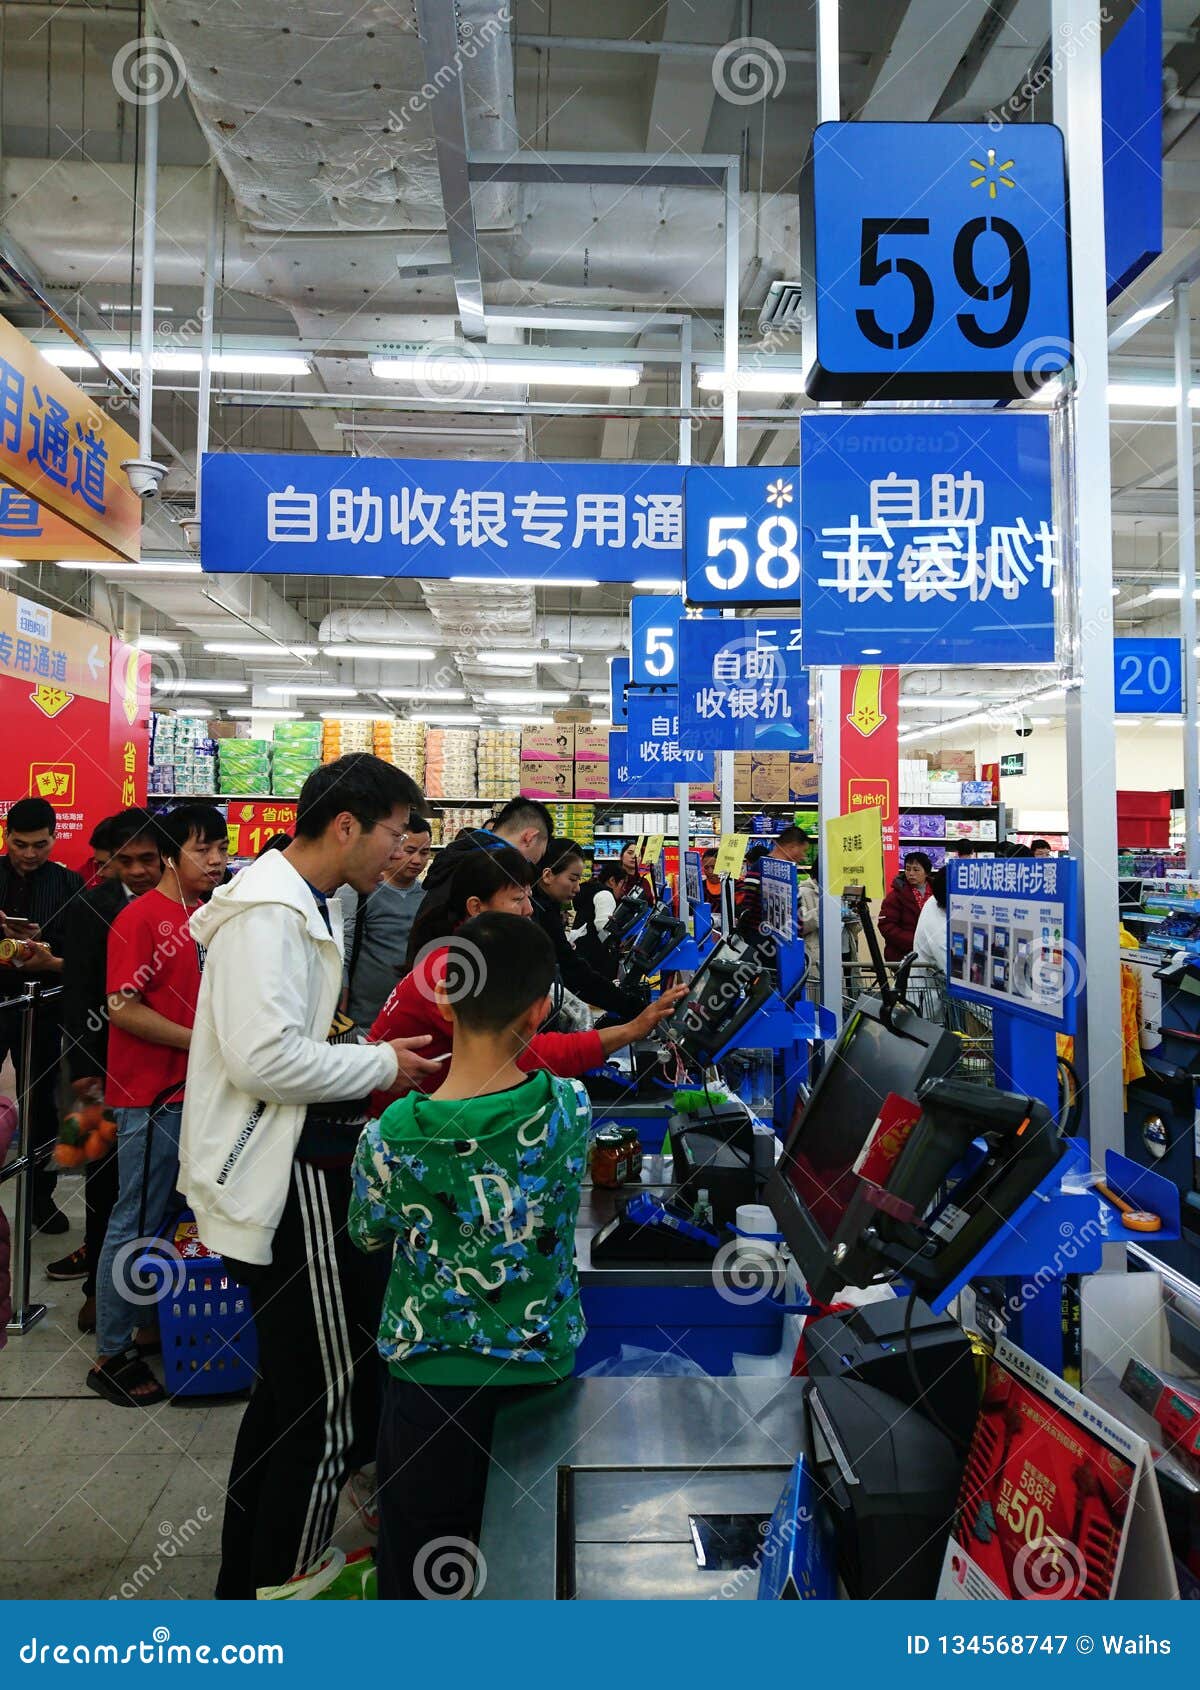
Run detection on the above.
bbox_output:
[350,911,591,1599]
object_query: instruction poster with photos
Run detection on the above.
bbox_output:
[938,1337,1174,1602]
[760,855,798,944]
[946,855,1078,1032]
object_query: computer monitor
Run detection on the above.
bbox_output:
[765,996,959,1297]
[618,907,688,989]
[606,883,652,946]
[665,935,778,1066]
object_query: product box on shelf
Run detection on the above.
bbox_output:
[574,760,610,801]
[789,754,818,802]
[521,724,575,761]
[750,752,790,804]
[574,726,609,761]
[919,813,947,838]
[521,760,575,800]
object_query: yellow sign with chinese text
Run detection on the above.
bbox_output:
[0,317,140,561]
[825,807,886,901]
[641,833,665,867]
[714,833,750,879]
[0,584,109,703]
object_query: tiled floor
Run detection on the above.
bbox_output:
[1,1170,372,1600]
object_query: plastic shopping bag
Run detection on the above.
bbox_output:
[257,1547,376,1601]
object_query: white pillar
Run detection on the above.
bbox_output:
[816,0,842,1024]
[194,164,221,520]
[1176,282,1199,877]
[718,158,741,836]
[677,315,693,919]
[1053,0,1123,1160]
[136,89,159,466]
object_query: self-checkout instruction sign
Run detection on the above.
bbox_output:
[800,122,1071,401]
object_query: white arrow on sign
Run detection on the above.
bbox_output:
[87,643,104,680]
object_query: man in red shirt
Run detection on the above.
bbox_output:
[87,803,229,1407]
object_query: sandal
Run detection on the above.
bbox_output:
[86,1348,167,1408]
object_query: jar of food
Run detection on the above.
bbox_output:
[619,1125,643,1182]
[0,938,40,966]
[591,1129,628,1188]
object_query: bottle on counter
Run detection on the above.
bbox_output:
[591,1128,629,1188]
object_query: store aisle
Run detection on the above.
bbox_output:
[0,1172,370,1600]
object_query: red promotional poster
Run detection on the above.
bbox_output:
[940,1339,1147,1601]
[0,592,149,868]
[840,667,899,886]
[224,800,298,860]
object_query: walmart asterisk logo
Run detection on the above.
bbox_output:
[969,148,1015,200]
[765,478,793,509]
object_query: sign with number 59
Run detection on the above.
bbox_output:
[683,467,802,607]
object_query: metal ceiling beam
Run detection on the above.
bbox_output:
[515,34,868,64]
[854,0,995,120]
[412,0,486,340]
[467,150,736,188]
[1109,243,1200,350]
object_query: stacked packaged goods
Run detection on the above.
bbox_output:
[547,803,595,845]
[424,727,478,798]
[375,718,426,785]
[217,738,272,796]
[148,712,217,796]
[321,716,373,761]
[272,720,323,797]
[476,727,521,803]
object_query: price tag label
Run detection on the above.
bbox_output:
[714,833,750,879]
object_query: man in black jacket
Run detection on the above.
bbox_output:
[405,796,552,967]
[0,797,86,1231]
[53,809,163,1324]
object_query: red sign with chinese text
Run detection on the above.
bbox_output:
[224,799,298,860]
[840,667,899,887]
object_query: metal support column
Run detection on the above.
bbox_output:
[5,984,46,1333]
[1176,281,1199,876]
[718,159,740,836]
[136,89,158,466]
[816,0,842,1027]
[194,164,221,522]
[677,316,693,917]
[1053,0,1123,1161]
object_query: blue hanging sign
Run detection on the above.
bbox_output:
[683,467,802,608]
[800,410,1058,667]
[607,729,680,800]
[625,693,715,788]
[801,121,1071,400]
[609,656,631,726]
[628,594,709,685]
[947,856,1079,1032]
[1114,638,1182,716]
[1102,0,1163,300]
[677,618,809,751]
[200,454,683,583]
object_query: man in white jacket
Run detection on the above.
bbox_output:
[180,753,439,1600]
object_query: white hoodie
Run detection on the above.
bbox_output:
[179,850,399,1266]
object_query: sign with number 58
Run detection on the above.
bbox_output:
[683,467,802,607]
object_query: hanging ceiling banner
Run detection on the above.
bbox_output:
[0,489,124,562]
[800,410,1058,668]
[0,318,141,561]
[676,617,809,752]
[200,453,684,583]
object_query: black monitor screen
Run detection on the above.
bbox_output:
[766,997,959,1287]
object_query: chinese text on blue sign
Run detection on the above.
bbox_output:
[677,618,809,752]
[800,411,1058,667]
[946,855,1078,1032]
[760,857,799,945]
[683,468,801,608]
[201,455,684,584]
[801,122,1071,400]
[1114,639,1182,716]
[625,694,714,789]
[629,595,707,685]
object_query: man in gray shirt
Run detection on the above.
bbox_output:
[340,814,433,1028]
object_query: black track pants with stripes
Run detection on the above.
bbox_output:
[214,1160,388,1599]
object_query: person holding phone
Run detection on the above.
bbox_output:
[0,796,85,1232]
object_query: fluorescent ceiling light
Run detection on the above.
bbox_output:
[204,641,319,657]
[1030,716,1053,725]
[1147,587,1200,600]
[40,347,310,376]
[1107,382,1200,408]
[900,697,982,710]
[450,575,600,588]
[268,683,358,698]
[422,712,483,724]
[169,706,212,717]
[697,367,806,393]
[0,557,24,570]
[476,649,582,666]
[321,644,437,661]
[370,356,641,388]
[482,689,573,704]
[378,687,466,701]
[136,636,181,653]
[1119,718,1142,728]
[631,578,680,592]
[227,708,305,720]
[319,710,388,721]
[497,714,552,725]
[158,679,248,695]
[59,558,202,575]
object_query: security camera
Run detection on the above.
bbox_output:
[120,457,168,500]
[177,516,201,553]
[1015,719,1033,738]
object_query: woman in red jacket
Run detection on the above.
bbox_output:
[369,845,684,1102]
[878,851,934,962]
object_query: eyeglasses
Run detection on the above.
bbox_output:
[374,822,408,849]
